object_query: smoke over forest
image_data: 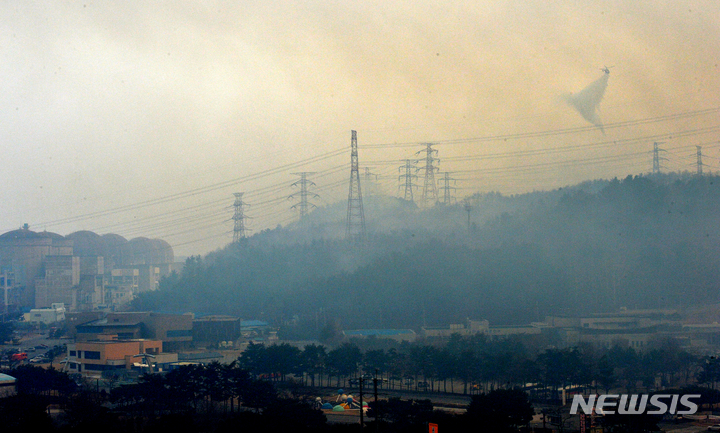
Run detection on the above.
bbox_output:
[134,172,720,337]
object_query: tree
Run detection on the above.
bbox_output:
[238,342,268,377]
[0,321,14,344]
[0,394,55,430]
[698,356,720,389]
[379,397,435,430]
[300,344,327,387]
[465,388,534,433]
[326,343,362,386]
[265,343,301,381]
[242,380,277,413]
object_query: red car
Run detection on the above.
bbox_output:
[10,352,27,361]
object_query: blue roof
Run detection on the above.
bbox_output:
[0,373,16,382]
[344,329,415,336]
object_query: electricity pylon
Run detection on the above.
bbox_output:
[696,146,704,175]
[398,159,418,202]
[289,172,319,222]
[438,172,457,205]
[417,143,439,207]
[652,142,667,174]
[232,192,249,242]
[346,130,366,241]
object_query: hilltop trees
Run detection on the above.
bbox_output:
[134,173,720,334]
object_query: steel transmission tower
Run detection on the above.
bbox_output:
[696,146,704,175]
[346,130,366,241]
[289,172,319,221]
[398,159,418,202]
[463,199,473,231]
[652,142,667,174]
[417,143,439,207]
[438,172,457,205]
[232,192,248,242]
[364,167,379,197]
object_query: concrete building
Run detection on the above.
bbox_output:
[421,319,489,338]
[0,270,20,314]
[0,227,174,312]
[34,255,80,309]
[343,329,417,342]
[26,303,66,325]
[544,309,684,350]
[65,339,177,377]
[76,256,106,311]
[69,311,193,351]
[0,227,72,309]
[487,324,543,339]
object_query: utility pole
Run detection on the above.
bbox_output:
[346,130,366,241]
[697,146,704,175]
[417,143,439,207]
[1,270,11,317]
[232,192,249,242]
[359,377,364,428]
[289,172,319,222]
[652,142,667,174]
[398,159,418,202]
[438,172,457,205]
[373,369,380,432]
[463,199,472,231]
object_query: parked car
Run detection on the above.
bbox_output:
[10,352,27,361]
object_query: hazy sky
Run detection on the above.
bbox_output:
[1,1,718,256]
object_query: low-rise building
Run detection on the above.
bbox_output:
[343,329,417,343]
[487,324,543,339]
[544,309,684,350]
[421,319,489,338]
[68,311,193,351]
[65,339,177,377]
[26,302,66,325]
[192,316,271,346]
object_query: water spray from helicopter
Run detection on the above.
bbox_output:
[564,66,613,133]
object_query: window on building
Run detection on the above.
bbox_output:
[84,364,105,371]
[167,329,192,338]
[84,351,101,360]
[69,350,77,357]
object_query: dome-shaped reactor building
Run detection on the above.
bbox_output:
[0,226,174,312]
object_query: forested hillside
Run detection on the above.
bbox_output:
[134,173,720,334]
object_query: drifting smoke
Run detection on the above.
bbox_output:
[565,72,609,133]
